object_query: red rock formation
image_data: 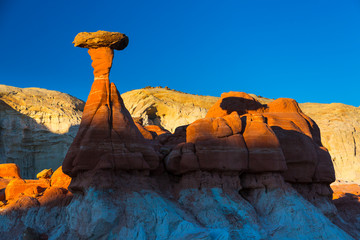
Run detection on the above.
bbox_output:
[202,92,334,183]
[62,33,159,191]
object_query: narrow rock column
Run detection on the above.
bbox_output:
[80,47,113,131]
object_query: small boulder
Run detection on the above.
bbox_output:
[73,30,129,50]
[36,169,54,179]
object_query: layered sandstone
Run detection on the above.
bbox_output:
[0,85,84,178]
[165,91,334,184]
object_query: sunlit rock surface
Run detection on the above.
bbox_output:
[0,85,84,178]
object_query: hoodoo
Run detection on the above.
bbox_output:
[62,31,159,191]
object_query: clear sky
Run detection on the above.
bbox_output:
[1,1,360,106]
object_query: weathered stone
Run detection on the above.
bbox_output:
[166,116,248,175]
[203,92,334,183]
[5,179,50,200]
[0,163,21,179]
[73,30,128,50]
[50,167,71,189]
[36,168,53,179]
[242,114,287,172]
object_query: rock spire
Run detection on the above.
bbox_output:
[62,31,158,191]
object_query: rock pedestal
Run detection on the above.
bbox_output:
[62,31,158,191]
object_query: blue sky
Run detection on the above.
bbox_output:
[1,1,360,106]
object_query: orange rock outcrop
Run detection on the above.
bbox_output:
[0,163,21,179]
[165,92,334,184]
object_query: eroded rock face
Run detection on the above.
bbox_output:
[301,103,360,183]
[0,85,84,178]
[166,113,249,175]
[190,92,334,183]
[165,92,334,185]
[242,114,287,172]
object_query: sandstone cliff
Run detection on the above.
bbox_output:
[0,85,84,178]
[300,103,360,183]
